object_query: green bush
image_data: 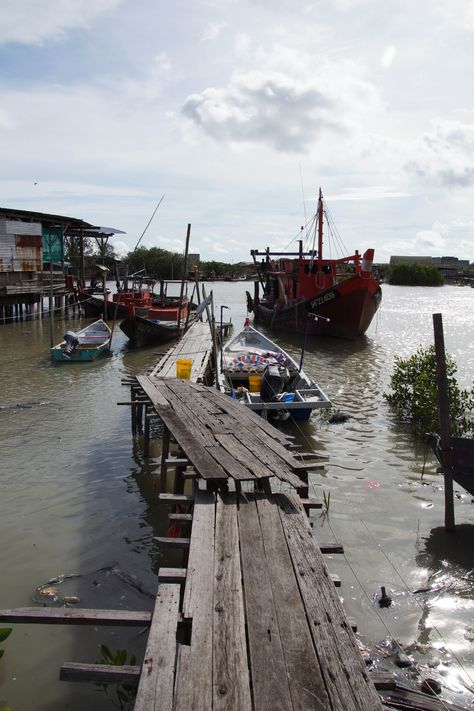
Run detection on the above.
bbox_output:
[387,263,443,286]
[383,346,474,436]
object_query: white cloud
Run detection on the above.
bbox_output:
[381,45,397,68]
[0,0,122,45]
[201,22,226,41]
[182,45,382,152]
[406,119,474,187]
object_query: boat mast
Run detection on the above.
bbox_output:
[317,187,323,264]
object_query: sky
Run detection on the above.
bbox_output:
[1,0,474,264]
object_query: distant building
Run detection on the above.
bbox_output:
[432,256,470,269]
[389,254,471,279]
[389,256,432,266]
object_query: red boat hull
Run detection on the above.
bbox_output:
[255,275,382,339]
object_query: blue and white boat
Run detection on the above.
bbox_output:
[51,319,112,362]
[220,321,331,422]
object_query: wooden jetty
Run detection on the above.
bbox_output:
[1,372,462,710]
[148,319,217,383]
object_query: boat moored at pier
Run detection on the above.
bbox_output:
[249,188,382,339]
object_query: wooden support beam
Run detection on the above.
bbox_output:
[61,662,140,683]
[182,470,198,480]
[168,513,193,523]
[158,493,194,506]
[164,457,190,467]
[158,568,187,583]
[154,536,190,549]
[0,607,151,626]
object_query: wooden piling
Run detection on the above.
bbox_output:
[432,313,455,531]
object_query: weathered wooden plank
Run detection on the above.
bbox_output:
[158,493,194,505]
[255,494,331,710]
[174,490,216,711]
[0,607,151,626]
[60,662,140,683]
[164,457,190,467]
[237,493,293,711]
[238,430,306,489]
[134,583,180,711]
[276,494,383,711]
[143,380,230,480]
[158,568,187,583]
[214,432,274,479]
[139,378,226,480]
[168,512,193,522]
[206,443,256,481]
[154,536,190,549]
[196,383,292,445]
[213,493,252,710]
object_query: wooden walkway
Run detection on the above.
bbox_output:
[134,490,382,711]
[130,376,382,709]
[0,372,461,709]
[148,319,216,382]
[137,375,316,494]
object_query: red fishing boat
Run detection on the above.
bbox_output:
[119,280,195,347]
[249,189,382,339]
[79,274,156,320]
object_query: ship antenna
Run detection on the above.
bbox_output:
[299,164,308,240]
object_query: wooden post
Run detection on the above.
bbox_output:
[131,386,137,435]
[177,223,191,337]
[432,313,455,531]
[143,409,151,457]
[160,427,171,493]
[194,269,202,319]
[49,254,54,347]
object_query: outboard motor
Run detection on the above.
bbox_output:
[260,364,285,402]
[63,331,79,359]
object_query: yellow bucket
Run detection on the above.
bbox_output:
[248,374,262,392]
[176,358,193,380]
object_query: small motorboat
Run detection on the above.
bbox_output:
[50,319,112,361]
[220,320,331,422]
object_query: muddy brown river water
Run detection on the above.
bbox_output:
[1,282,473,710]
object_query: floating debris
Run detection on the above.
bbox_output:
[378,586,392,608]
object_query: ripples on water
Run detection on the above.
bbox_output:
[1,283,473,709]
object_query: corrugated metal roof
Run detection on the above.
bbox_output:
[0,207,94,228]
